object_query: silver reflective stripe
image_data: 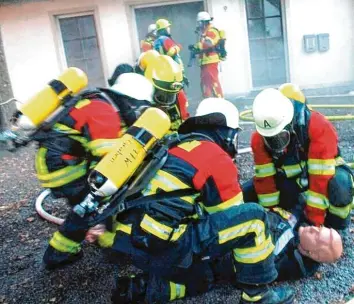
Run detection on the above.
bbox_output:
[142,217,170,237]
[274,228,294,255]
[176,284,182,298]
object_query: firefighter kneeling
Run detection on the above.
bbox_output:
[98,98,295,304]
[242,84,353,230]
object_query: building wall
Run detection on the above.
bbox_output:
[284,0,354,88]
[0,0,134,101]
[0,0,353,101]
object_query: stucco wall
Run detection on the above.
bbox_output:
[284,0,354,88]
[0,0,134,101]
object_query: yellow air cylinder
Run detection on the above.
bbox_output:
[17,67,88,130]
[278,83,306,104]
[93,107,171,197]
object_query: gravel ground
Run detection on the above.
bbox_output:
[0,113,353,304]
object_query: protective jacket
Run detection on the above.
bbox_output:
[154,36,184,72]
[35,92,122,192]
[114,133,276,287]
[251,103,339,226]
[195,25,221,65]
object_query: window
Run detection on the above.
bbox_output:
[58,14,105,87]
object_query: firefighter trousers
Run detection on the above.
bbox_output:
[200,62,224,98]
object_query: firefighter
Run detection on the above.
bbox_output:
[138,52,190,131]
[189,11,224,98]
[111,205,343,303]
[242,84,353,230]
[140,23,157,52]
[110,97,295,304]
[153,19,189,87]
[42,73,155,268]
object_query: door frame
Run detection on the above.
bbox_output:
[125,0,208,60]
[244,0,290,90]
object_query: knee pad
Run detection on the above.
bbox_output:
[328,166,354,208]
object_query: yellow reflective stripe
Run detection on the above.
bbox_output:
[258,191,280,207]
[39,162,88,188]
[242,292,262,302]
[166,45,179,57]
[308,158,336,175]
[52,123,81,135]
[170,224,188,242]
[86,138,120,157]
[219,219,267,245]
[328,204,352,219]
[143,170,196,204]
[49,231,81,254]
[233,235,274,264]
[74,99,91,109]
[116,222,132,235]
[202,192,244,214]
[306,190,329,210]
[178,140,201,152]
[255,163,276,178]
[140,214,173,240]
[35,147,49,174]
[169,282,186,301]
[282,161,305,178]
[272,207,292,220]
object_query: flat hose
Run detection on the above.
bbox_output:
[35,189,64,225]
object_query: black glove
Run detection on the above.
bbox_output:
[188,44,195,51]
[183,75,190,87]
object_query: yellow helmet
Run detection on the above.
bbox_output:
[278,83,306,104]
[156,19,171,31]
[138,50,160,72]
[145,55,183,93]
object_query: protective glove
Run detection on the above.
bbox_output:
[183,75,190,87]
[304,205,326,227]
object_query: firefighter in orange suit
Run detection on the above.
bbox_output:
[41,73,156,268]
[189,11,223,98]
[140,24,157,52]
[242,84,353,230]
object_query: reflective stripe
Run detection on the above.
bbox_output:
[258,191,280,207]
[274,228,294,255]
[143,170,196,204]
[233,235,274,264]
[140,214,173,240]
[241,292,262,302]
[35,147,49,174]
[69,135,89,147]
[52,123,81,135]
[282,161,305,178]
[37,162,88,188]
[167,45,180,57]
[202,192,244,214]
[328,204,352,219]
[74,99,91,109]
[170,224,188,242]
[255,163,276,178]
[116,222,132,235]
[219,220,266,245]
[308,159,336,175]
[86,138,121,157]
[169,282,186,301]
[49,231,81,254]
[272,207,292,220]
[178,140,201,152]
[306,190,329,210]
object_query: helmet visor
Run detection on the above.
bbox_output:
[263,129,290,153]
[154,89,177,108]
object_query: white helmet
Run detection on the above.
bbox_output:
[148,23,157,34]
[252,88,294,137]
[110,73,154,102]
[197,11,212,22]
[196,97,240,129]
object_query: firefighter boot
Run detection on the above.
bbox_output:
[240,285,295,304]
[43,244,83,269]
[111,274,148,304]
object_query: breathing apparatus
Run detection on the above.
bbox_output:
[2,68,88,148]
[72,107,171,220]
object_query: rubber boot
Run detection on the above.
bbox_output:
[43,244,83,270]
[111,274,148,304]
[239,285,295,304]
